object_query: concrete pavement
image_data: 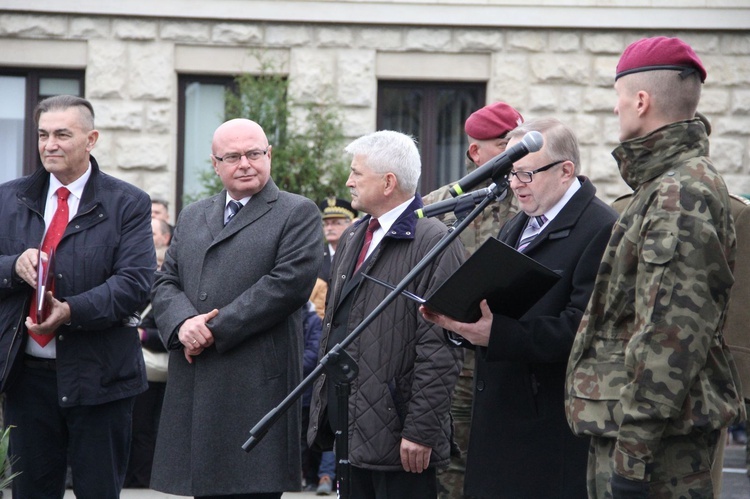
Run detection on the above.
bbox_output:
[3,446,748,497]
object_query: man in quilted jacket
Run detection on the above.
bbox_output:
[307,130,464,498]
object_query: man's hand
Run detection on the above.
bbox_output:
[400,438,432,473]
[179,309,219,364]
[25,292,71,335]
[420,299,494,347]
[14,248,42,287]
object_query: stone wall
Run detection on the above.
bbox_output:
[1,12,749,209]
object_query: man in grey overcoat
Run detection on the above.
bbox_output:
[150,118,323,498]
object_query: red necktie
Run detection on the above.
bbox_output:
[29,187,70,346]
[355,218,380,272]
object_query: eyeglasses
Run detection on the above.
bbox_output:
[509,160,565,184]
[214,148,268,165]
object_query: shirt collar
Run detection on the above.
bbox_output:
[373,196,416,235]
[225,193,252,208]
[49,162,92,203]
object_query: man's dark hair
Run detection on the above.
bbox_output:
[34,95,95,128]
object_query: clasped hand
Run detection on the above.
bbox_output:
[178,309,218,363]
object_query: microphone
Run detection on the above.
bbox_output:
[449,131,544,197]
[415,188,492,219]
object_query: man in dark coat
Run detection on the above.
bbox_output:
[422,118,617,498]
[0,94,156,498]
[150,118,322,498]
[307,130,465,498]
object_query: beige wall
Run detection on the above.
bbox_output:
[1,2,749,209]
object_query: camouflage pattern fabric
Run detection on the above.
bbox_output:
[588,431,719,498]
[423,165,518,499]
[566,119,745,494]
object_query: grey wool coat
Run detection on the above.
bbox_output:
[150,179,323,496]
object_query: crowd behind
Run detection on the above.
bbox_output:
[0,35,749,499]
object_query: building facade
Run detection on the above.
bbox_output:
[1,1,749,217]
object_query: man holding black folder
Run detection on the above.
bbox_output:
[0,95,156,498]
[421,118,617,498]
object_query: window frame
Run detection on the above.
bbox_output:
[176,74,235,215]
[376,80,486,194]
[0,68,86,177]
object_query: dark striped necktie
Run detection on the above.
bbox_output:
[517,214,548,252]
[225,200,243,225]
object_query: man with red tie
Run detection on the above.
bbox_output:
[307,130,465,498]
[0,94,156,498]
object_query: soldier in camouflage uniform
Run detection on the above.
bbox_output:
[566,36,745,498]
[422,102,522,499]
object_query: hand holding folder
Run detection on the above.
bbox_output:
[35,247,56,323]
[363,237,560,323]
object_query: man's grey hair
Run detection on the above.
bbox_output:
[507,118,581,175]
[344,130,421,194]
[34,94,95,130]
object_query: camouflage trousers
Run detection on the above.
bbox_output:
[588,431,720,499]
[437,351,475,499]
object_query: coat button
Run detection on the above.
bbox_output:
[476,380,485,391]
[58,335,64,341]
[199,292,207,300]
[61,396,68,402]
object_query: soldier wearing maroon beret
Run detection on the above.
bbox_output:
[566,36,744,499]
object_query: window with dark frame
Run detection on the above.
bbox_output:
[0,69,85,183]
[377,81,485,195]
[176,74,235,215]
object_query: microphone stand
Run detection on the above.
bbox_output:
[242,178,511,498]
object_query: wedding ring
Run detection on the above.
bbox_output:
[192,339,197,344]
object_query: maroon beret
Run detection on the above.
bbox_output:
[464,102,524,140]
[616,36,706,83]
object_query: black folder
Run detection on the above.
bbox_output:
[363,237,560,323]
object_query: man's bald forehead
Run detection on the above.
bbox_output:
[213,119,266,143]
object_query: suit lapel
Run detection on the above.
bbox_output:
[206,181,280,247]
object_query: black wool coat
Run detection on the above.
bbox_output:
[464,177,617,498]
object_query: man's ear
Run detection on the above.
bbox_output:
[636,90,651,117]
[383,172,398,196]
[467,142,480,164]
[86,130,99,152]
[561,160,576,180]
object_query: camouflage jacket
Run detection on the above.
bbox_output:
[421,161,518,258]
[565,119,744,481]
